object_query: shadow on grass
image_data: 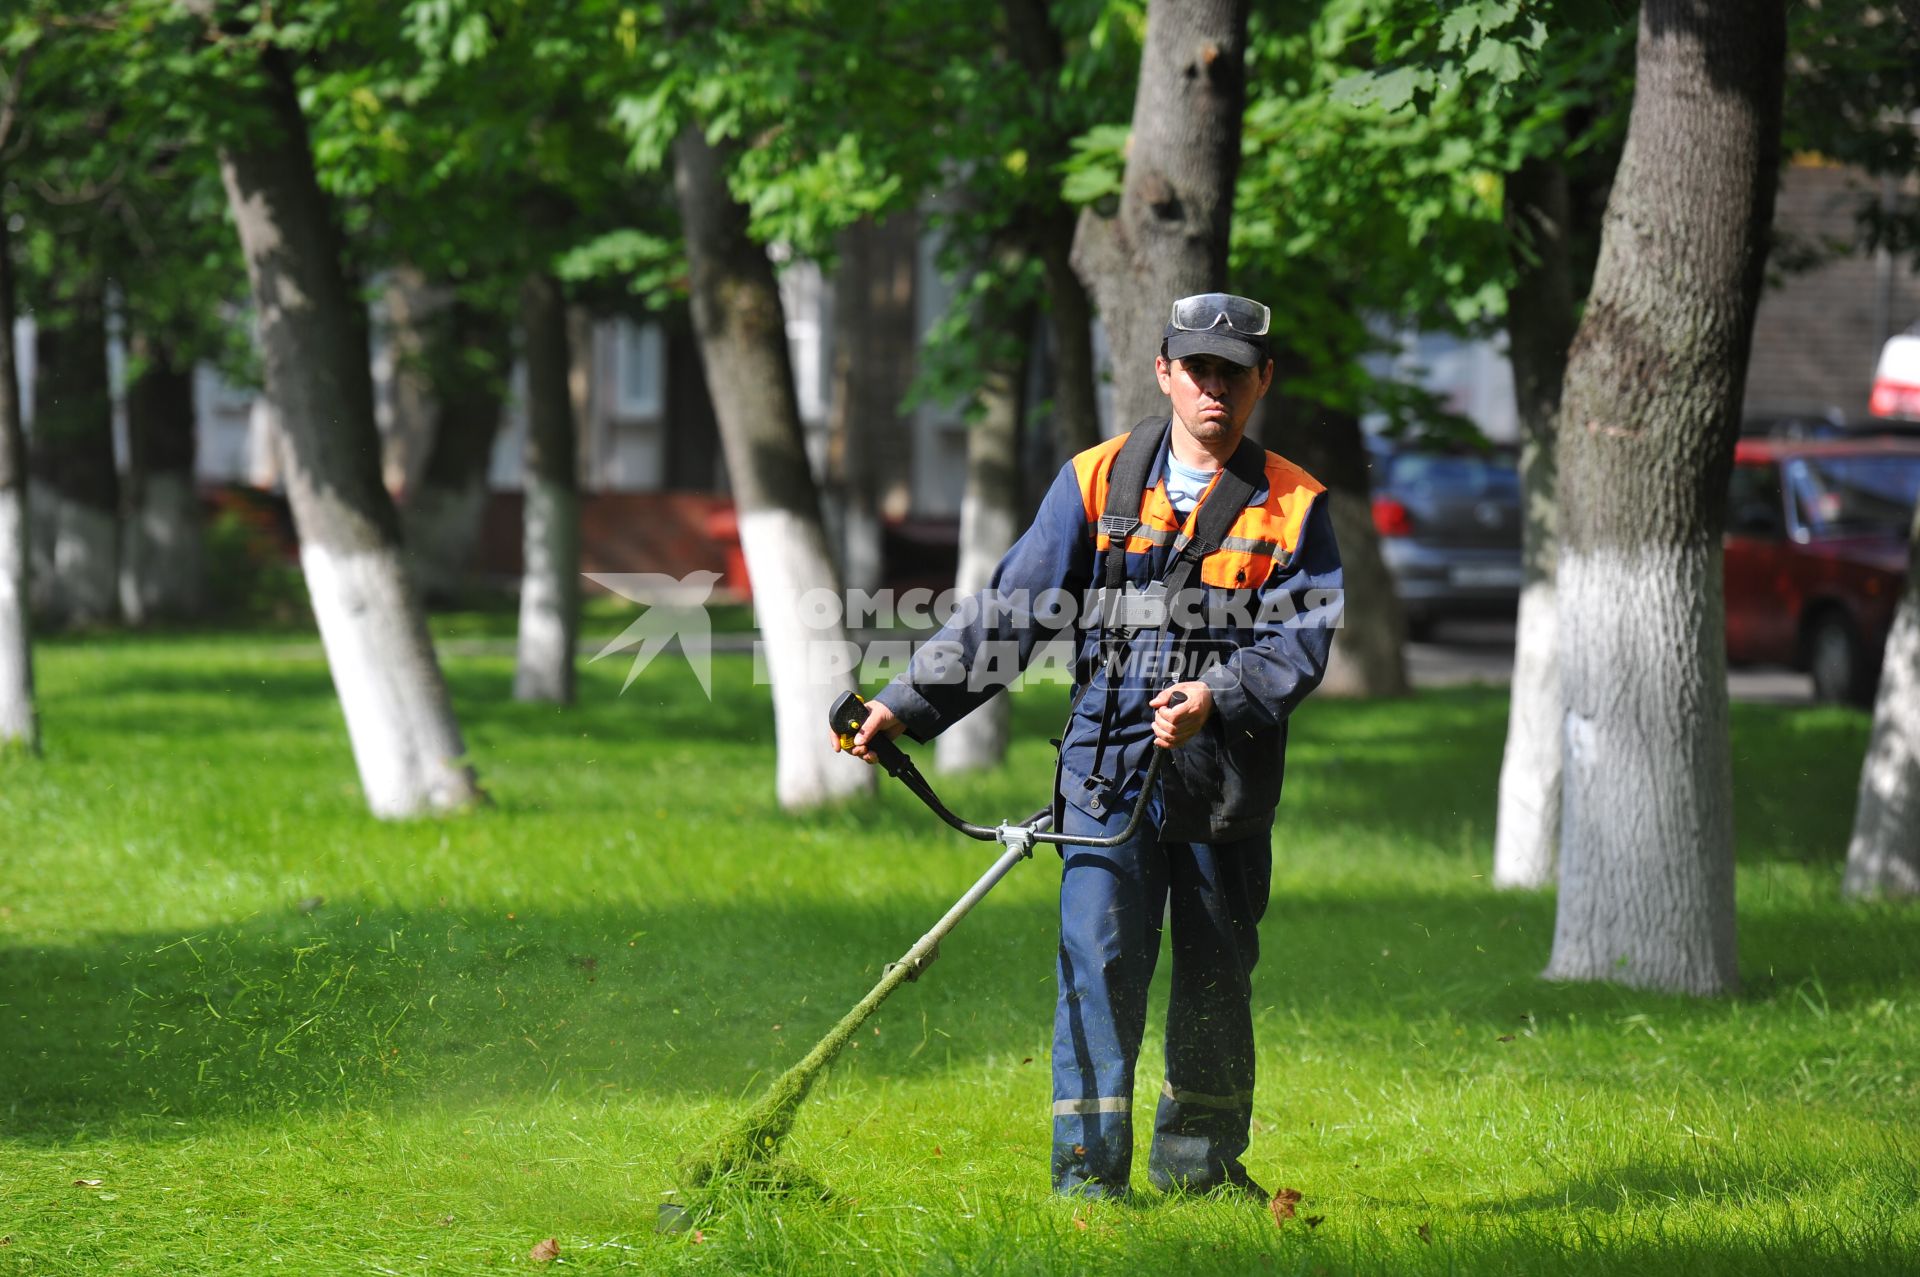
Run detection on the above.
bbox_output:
[5,876,1915,1144]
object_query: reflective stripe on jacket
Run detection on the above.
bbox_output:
[876,422,1344,842]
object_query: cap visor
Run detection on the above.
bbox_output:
[1166,330,1267,368]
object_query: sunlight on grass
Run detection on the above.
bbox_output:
[1,629,1915,1274]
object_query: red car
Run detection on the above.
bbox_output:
[1724,436,1920,704]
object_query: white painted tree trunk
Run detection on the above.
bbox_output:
[674,125,870,810]
[514,472,578,703]
[0,196,31,750]
[219,46,482,817]
[0,486,32,750]
[1843,538,1920,899]
[1544,1,1782,996]
[513,272,579,704]
[1548,545,1736,992]
[1494,575,1560,888]
[1492,156,1575,891]
[120,471,204,624]
[938,282,1028,774]
[740,507,874,807]
[303,543,479,818]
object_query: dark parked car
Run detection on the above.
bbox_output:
[1367,439,1523,639]
[1724,436,1920,704]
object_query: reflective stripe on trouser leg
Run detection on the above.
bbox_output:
[1149,830,1272,1191]
[1051,791,1167,1194]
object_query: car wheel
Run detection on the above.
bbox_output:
[1807,612,1868,707]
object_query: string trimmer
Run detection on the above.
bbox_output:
[666,689,1179,1218]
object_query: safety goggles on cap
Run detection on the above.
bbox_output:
[1168,293,1271,338]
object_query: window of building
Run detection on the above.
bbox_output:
[613,318,664,420]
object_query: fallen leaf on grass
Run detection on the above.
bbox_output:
[528,1237,561,1263]
[1,1236,12,1246]
[1021,1057,1033,1065]
[72,1180,102,1188]
[1073,1217,1088,1232]
[1417,1221,1433,1245]
[437,1215,455,1228]
[1305,1214,1325,1227]
[1269,1188,1301,1228]
[771,1024,783,1032]
[690,1229,705,1244]
[1496,1034,1515,1043]
[932,1147,943,1158]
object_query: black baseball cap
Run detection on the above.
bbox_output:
[1165,323,1270,368]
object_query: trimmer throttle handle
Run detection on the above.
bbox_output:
[830,691,913,778]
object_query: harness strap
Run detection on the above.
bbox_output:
[1081,422,1264,801]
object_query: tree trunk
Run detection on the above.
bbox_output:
[826,215,916,598]
[1493,158,1578,890]
[1545,0,1784,995]
[28,277,118,627]
[402,300,509,601]
[218,46,481,817]
[672,123,871,809]
[1002,0,1101,460]
[1265,367,1409,698]
[0,182,34,751]
[937,296,1032,774]
[513,271,580,704]
[378,264,442,498]
[1844,499,1920,899]
[120,327,204,624]
[1075,0,1251,430]
[1070,0,1249,432]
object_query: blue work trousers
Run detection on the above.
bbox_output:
[1050,789,1272,1197]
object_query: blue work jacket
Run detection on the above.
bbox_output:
[876,424,1344,842]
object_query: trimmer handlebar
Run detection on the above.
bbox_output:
[829,690,1181,850]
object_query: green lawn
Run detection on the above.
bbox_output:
[1,628,1915,1275]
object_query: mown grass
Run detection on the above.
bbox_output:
[1,625,1915,1275]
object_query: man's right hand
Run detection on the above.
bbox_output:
[835,699,906,764]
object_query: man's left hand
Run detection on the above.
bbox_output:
[1150,681,1212,750]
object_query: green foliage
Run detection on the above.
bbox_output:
[1329,0,1621,114]
[1219,0,1634,432]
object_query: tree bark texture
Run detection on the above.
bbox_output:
[28,277,118,626]
[1002,0,1102,461]
[1071,0,1249,433]
[672,124,871,808]
[378,264,443,498]
[1265,368,1408,698]
[218,47,481,817]
[403,300,509,601]
[1546,0,1784,995]
[1844,499,1920,899]
[936,304,1032,774]
[120,328,204,623]
[513,272,580,705]
[0,187,34,750]
[1493,157,1578,890]
[826,215,917,598]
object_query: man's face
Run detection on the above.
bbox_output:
[1155,352,1274,446]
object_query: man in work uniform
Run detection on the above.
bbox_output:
[841,293,1343,1200]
